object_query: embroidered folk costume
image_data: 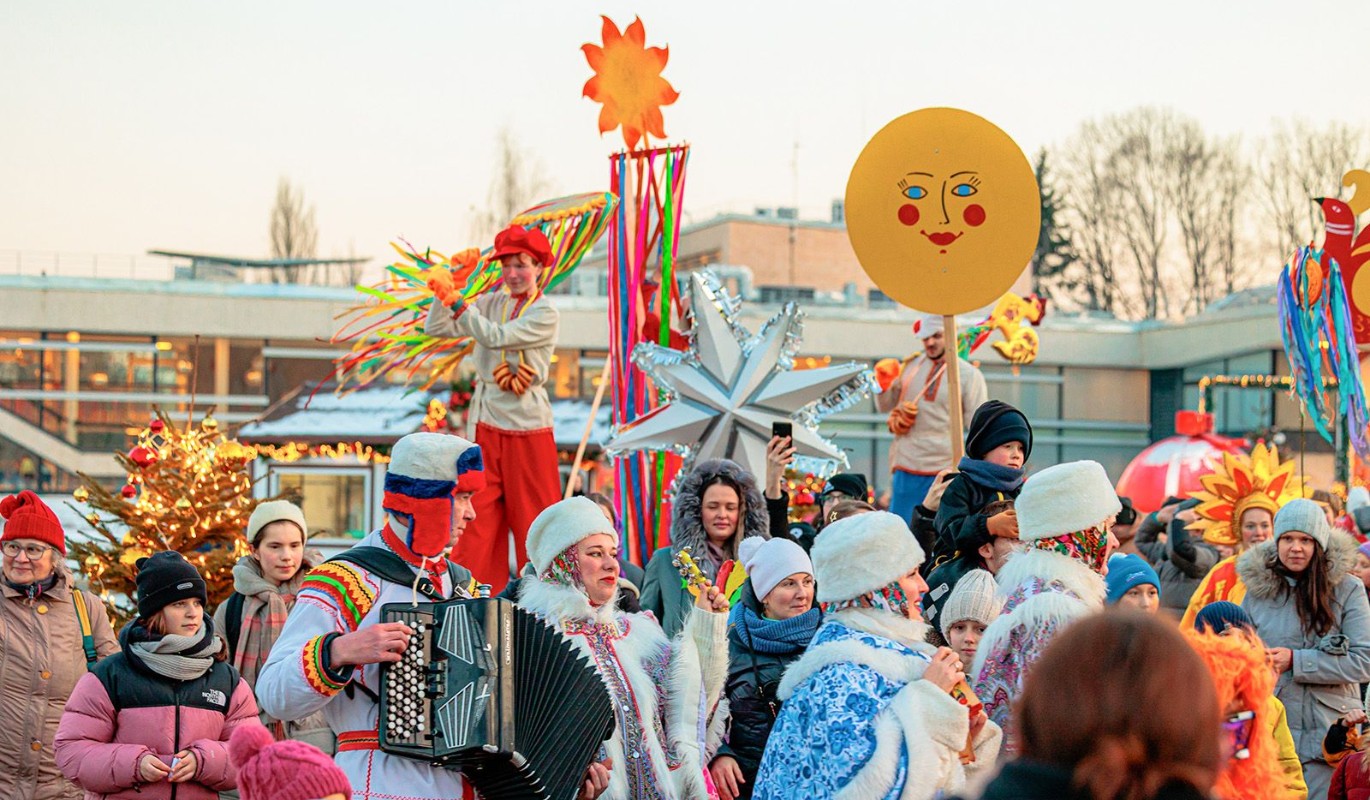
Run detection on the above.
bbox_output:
[424,225,561,593]
[516,497,730,800]
[255,433,485,800]
[1179,443,1304,629]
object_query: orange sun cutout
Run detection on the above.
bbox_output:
[581,16,679,150]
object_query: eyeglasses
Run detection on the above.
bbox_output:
[1223,710,1256,760]
[1,542,52,560]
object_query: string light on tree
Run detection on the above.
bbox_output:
[67,411,284,625]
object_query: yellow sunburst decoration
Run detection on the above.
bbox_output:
[1188,443,1305,547]
[581,15,679,150]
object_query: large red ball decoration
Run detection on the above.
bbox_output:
[127,446,156,468]
[1116,411,1246,514]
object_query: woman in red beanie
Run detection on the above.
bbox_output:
[1,489,119,800]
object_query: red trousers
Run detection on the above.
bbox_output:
[456,423,560,593]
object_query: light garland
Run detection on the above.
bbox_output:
[1196,374,1338,415]
[254,441,391,464]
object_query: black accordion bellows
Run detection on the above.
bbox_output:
[379,598,616,799]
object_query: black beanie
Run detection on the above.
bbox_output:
[965,400,1033,461]
[821,473,869,502]
[135,551,207,619]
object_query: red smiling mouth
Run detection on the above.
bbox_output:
[923,231,962,247]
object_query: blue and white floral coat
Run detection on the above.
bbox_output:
[752,608,1001,800]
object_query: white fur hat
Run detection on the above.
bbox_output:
[812,511,923,604]
[1015,460,1120,542]
[383,432,485,558]
[938,569,1003,638]
[740,537,813,602]
[527,497,617,574]
[246,500,308,544]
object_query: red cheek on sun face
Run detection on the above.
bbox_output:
[898,204,920,226]
[963,204,986,226]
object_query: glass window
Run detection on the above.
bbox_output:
[274,469,370,539]
[1062,368,1149,423]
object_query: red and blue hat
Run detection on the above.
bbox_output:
[382,432,485,559]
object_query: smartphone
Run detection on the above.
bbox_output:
[771,421,793,441]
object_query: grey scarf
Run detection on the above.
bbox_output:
[129,622,223,681]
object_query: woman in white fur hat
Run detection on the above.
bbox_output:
[709,537,821,800]
[752,511,1001,800]
[970,460,1121,755]
[518,496,732,800]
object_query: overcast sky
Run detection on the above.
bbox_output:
[3,1,1368,273]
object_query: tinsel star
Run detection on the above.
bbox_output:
[606,271,875,478]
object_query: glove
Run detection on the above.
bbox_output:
[426,268,463,308]
[874,358,903,393]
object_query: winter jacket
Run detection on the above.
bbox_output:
[875,354,987,475]
[642,459,768,637]
[715,582,818,798]
[753,608,1001,800]
[53,634,257,799]
[1239,532,1370,795]
[932,471,1019,567]
[1331,751,1370,800]
[0,574,120,800]
[1135,501,1218,614]
[1267,696,1308,798]
[1180,554,1247,630]
[954,759,1210,800]
[211,552,333,754]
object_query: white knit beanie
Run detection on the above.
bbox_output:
[1274,498,1332,550]
[1016,460,1121,542]
[246,500,308,544]
[812,511,923,604]
[740,537,813,602]
[527,497,617,574]
[938,569,1003,639]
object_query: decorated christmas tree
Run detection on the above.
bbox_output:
[69,411,281,624]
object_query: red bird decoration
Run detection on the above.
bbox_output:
[1316,170,1370,343]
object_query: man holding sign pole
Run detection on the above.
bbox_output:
[877,312,987,525]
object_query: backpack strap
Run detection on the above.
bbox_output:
[330,547,446,602]
[71,588,98,669]
[223,591,246,666]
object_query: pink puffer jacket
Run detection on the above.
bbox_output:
[53,658,257,799]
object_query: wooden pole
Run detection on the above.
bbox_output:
[565,359,613,499]
[943,315,966,464]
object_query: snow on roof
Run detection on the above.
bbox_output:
[0,495,126,548]
[239,385,434,442]
[551,400,613,448]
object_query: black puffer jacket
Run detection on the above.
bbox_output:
[931,474,1018,566]
[715,581,818,798]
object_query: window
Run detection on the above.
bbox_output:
[273,469,371,539]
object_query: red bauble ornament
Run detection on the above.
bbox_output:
[120,484,137,498]
[127,446,156,468]
[149,418,165,433]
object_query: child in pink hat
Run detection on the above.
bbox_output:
[229,723,350,800]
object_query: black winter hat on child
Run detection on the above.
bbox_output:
[965,400,1033,461]
[135,551,207,619]
[821,473,869,502]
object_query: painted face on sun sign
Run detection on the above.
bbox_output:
[845,107,1040,316]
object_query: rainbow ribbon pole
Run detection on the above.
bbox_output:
[607,145,690,565]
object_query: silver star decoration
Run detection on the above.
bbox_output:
[605,270,877,478]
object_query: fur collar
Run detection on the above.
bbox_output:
[516,572,622,627]
[995,547,1105,609]
[670,459,768,576]
[1236,530,1358,601]
[830,607,935,651]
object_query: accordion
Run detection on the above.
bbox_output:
[379,597,616,800]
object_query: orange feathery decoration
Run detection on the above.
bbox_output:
[1188,443,1305,548]
[1184,629,1295,800]
[581,16,679,149]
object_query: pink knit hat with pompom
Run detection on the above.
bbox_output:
[229,724,351,800]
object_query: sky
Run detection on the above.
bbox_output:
[3,1,1369,277]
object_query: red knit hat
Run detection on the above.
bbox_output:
[0,491,65,555]
[229,724,351,800]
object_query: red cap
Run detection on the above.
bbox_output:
[1,490,65,555]
[489,225,553,268]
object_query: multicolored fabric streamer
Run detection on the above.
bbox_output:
[1276,246,1370,458]
[325,191,617,394]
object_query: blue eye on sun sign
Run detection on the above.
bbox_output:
[902,185,927,200]
[952,183,977,197]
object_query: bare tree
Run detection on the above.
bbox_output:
[1257,118,1369,257]
[268,177,319,284]
[1106,107,1180,319]
[469,128,552,246]
[1168,125,1250,314]
[1057,120,1126,315]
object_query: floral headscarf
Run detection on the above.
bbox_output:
[821,579,911,617]
[540,545,584,590]
[1031,522,1111,575]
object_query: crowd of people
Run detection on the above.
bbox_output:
[7,227,1370,800]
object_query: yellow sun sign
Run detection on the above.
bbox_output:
[845,108,1040,315]
[581,16,679,150]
